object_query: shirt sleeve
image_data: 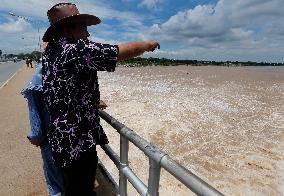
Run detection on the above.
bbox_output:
[75,39,119,72]
[25,91,45,141]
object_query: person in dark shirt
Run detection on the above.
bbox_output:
[25,57,30,68]
[42,3,160,196]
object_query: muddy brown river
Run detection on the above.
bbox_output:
[97,65,284,196]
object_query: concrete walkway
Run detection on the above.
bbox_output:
[0,66,47,195]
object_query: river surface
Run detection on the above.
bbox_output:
[97,66,284,196]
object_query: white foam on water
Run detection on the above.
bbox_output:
[97,66,284,195]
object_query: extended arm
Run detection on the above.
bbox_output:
[118,42,160,61]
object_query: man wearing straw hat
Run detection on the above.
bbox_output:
[42,3,160,196]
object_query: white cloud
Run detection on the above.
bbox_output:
[0,0,145,27]
[89,35,122,46]
[0,16,45,54]
[1,0,284,62]
[140,0,284,62]
[0,0,55,19]
[0,0,145,53]
[0,18,31,33]
[139,0,163,9]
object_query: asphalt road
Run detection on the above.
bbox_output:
[0,60,25,87]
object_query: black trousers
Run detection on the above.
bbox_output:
[63,148,98,196]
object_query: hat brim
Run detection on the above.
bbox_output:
[42,14,101,42]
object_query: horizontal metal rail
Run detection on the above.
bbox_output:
[122,166,148,195]
[101,144,120,168]
[98,110,224,196]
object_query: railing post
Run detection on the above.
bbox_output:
[147,158,161,196]
[119,135,129,196]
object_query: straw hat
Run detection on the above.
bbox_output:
[42,3,100,42]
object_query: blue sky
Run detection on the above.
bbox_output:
[0,0,283,62]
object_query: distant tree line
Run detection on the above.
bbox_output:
[0,51,42,62]
[1,51,283,66]
[120,57,284,67]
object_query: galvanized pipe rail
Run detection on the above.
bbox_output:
[98,110,224,196]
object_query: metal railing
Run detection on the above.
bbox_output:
[98,110,224,196]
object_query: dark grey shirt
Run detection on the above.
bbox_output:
[42,37,118,167]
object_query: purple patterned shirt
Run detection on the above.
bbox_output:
[42,37,118,167]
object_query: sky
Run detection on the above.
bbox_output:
[0,0,283,63]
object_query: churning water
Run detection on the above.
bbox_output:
[97,66,284,195]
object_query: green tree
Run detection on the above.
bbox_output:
[31,51,42,62]
[16,53,26,60]
[7,54,14,59]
